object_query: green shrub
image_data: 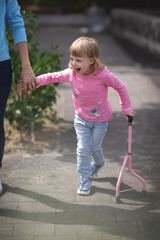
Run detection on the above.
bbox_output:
[5,10,62,141]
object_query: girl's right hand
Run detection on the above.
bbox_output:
[124,110,134,121]
[16,80,25,93]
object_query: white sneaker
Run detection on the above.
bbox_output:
[77,178,91,195]
[0,179,3,195]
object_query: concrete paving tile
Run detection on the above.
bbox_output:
[11,238,37,240]
[0,235,13,240]
[0,216,7,223]
[1,237,37,240]
[76,234,121,240]
[115,206,150,221]
[0,191,38,203]
[17,201,56,213]
[0,201,17,210]
[55,224,101,235]
[1,210,36,222]
[0,223,13,237]
[51,201,116,224]
[12,223,55,236]
[36,235,76,240]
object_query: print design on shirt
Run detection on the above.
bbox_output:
[87,101,107,119]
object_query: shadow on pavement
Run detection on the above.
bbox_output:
[1,183,159,239]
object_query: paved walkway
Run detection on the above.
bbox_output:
[0,15,160,240]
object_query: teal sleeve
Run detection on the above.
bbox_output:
[6,0,27,44]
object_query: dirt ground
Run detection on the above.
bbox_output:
[4,119,58,155]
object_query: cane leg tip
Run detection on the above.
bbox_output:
[114,195,121,203]
[142,190,147,197]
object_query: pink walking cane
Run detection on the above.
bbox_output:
[115,116,147,203]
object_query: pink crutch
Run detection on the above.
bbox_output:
[115,116,147,203]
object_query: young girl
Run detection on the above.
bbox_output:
[17,37,134,196]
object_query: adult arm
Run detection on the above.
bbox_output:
[17,41,37,92]
[6,0,37,93]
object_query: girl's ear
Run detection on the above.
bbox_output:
[90,57,94,65]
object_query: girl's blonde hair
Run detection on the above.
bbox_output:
[69,37,105,74]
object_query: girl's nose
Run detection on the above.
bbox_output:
[72,59,76,65]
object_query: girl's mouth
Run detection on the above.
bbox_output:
[75,68,81,72]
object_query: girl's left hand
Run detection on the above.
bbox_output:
[124,110,134,121]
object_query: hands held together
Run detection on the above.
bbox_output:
[17,65,38,93]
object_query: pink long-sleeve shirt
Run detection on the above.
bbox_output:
[36,67,132,122]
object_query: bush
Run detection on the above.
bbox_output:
[5,10,62,141]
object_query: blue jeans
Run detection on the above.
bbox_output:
[0,60,12,168]
[74,115,108,179]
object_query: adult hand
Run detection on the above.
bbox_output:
[21,65,38,93]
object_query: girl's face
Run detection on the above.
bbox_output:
[69,55,94,75]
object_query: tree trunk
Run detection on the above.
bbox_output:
[30,124,35,142]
